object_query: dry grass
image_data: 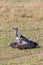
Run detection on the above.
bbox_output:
[0,0,43,65]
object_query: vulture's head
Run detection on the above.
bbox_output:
[12,27,18,31]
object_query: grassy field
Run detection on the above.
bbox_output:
[0,0,43,65]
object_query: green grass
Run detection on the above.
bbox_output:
[0,0,43,65]
[0,0,43,3]
[0,47,43,65]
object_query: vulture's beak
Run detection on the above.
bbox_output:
[12,27,18,30]
[12,27,15,30]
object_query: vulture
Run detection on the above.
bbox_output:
[10,27,39,49]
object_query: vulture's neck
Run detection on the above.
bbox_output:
[15,29,18,37]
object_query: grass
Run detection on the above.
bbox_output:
[0,0,43,65]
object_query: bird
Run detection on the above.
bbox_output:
[10,42,18,48]
[12,27,30,44]
[12,27,39,49]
